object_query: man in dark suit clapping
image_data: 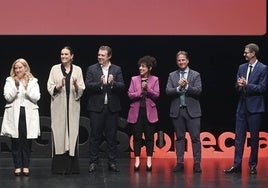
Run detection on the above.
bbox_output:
[166,50,202,173]
[224,43,268,175]
[86,45,125,173]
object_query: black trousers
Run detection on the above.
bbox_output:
[133,107,155,156]
[11,107,32,169]
[89,105,118,164]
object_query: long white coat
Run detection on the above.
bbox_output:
[47,64,85,156]
[1,77,41,139]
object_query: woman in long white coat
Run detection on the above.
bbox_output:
[47,46,85,174]
[1,58,40,176]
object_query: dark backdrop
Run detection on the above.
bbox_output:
[1,35,268,139]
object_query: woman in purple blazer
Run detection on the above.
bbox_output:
[127,56,159,172]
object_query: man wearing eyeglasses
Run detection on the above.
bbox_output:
[224,43,268,175]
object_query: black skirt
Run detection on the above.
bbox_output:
[51,149,79,174]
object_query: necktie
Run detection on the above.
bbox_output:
[180,71,186,106]
[248,65,253,80]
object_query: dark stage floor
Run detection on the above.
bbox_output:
[0,157,268,188]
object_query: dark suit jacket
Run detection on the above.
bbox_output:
[166,68,202,118]
[236,61,268,113]
[85,63,125,113]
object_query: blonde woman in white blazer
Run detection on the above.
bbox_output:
[1,58,40,176]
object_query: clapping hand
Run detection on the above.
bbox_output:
[14,76,20,89]
[108,74,114,85]
[237,77,247,87]
[56,76,66,90]
[178,78,188,89]
[73,77,78,92]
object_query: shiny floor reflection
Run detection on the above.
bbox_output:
[0,158,268,188]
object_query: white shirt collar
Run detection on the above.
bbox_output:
[180,67,189,73]
[101,62,111,70]
[249,60,258,68]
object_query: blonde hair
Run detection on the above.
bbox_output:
[10,58,33,78]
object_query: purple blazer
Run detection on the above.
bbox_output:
[127,75,160,124]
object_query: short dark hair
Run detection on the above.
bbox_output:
[176,51,189,60]
[99,45,112,56]
[137,55,157,68]
[245,43,259,56]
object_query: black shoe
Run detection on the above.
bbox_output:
[193,163,202,173]
[14,169,21,176]
[173,163,184,172]
[134,164,140,172]
[23,168,30,176]
[108,164,120,172]
[23,172,30,176]
[14,172,21,176]
[88,163,97,173]
[224,166,241,174]
[146,165,152,172]
[250,167,257,175]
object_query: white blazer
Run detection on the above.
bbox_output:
[1,76,41,139]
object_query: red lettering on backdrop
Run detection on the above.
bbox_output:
[129,132,268,158]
